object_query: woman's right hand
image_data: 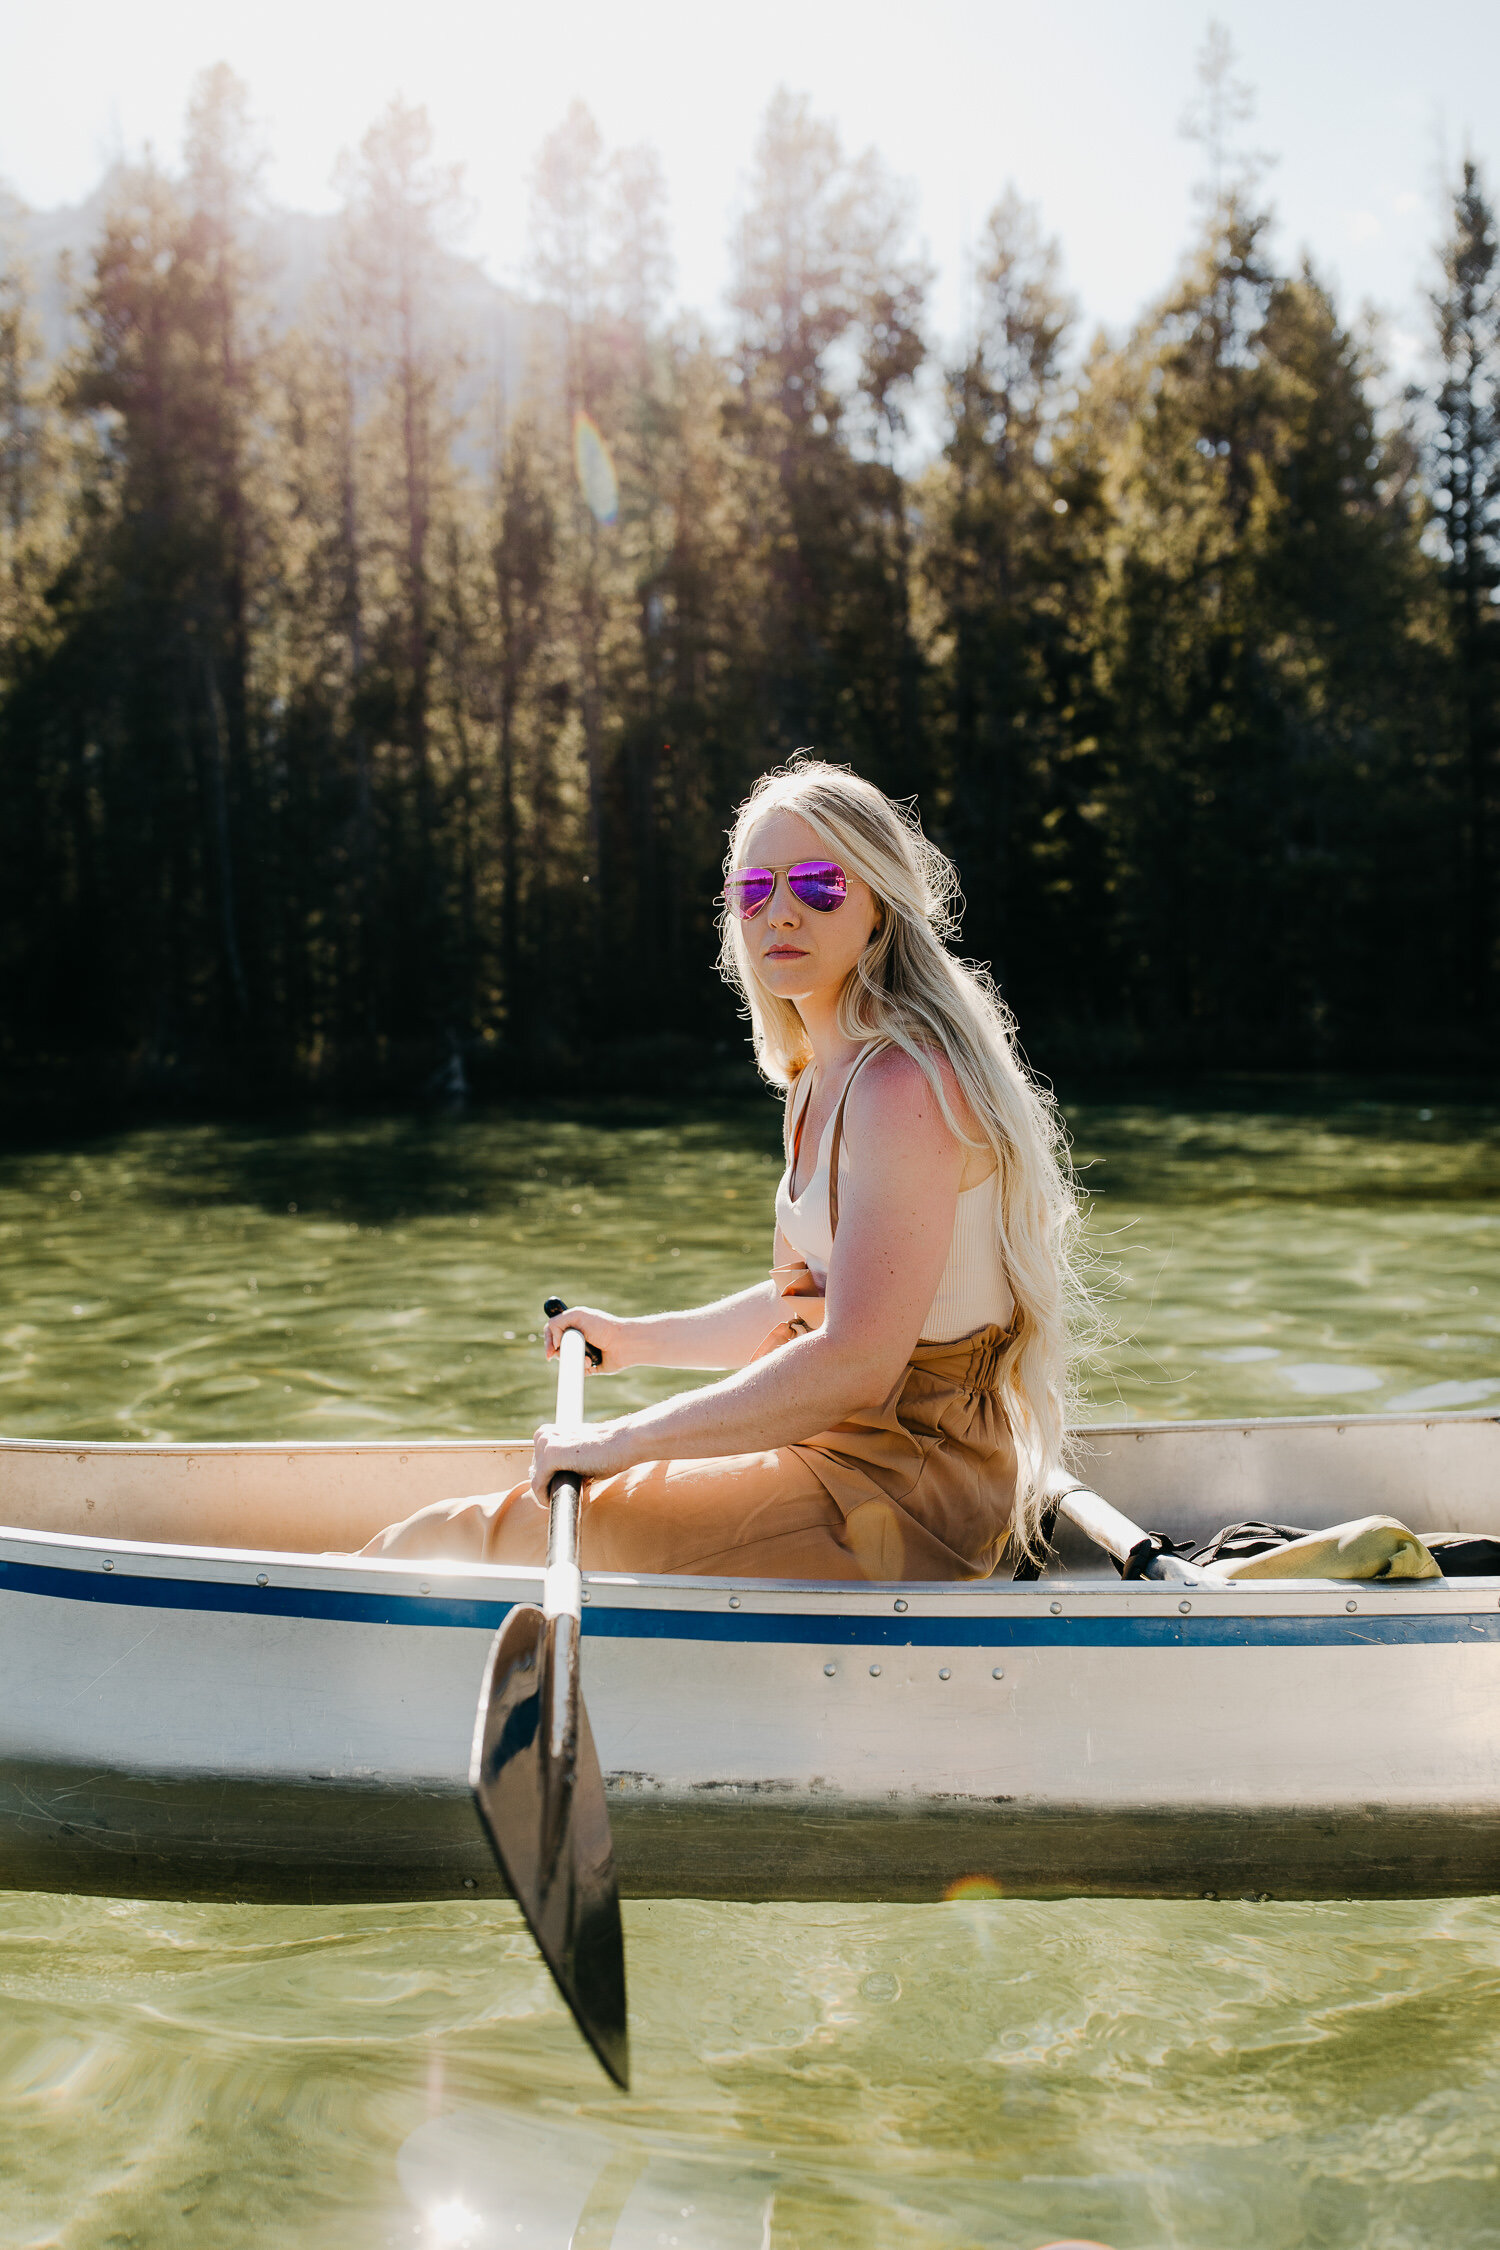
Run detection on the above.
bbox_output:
[543,1304,635,1374]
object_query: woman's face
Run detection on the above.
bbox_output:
[735,808,883,1012]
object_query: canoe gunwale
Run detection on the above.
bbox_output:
[0,1403,1492,1457]
[3,1517,1498,1612]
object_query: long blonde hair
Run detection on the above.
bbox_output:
[718,757,1085,1554]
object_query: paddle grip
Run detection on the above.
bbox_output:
[542,1296,603,1369]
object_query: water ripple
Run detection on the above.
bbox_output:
[1,1097,1498,2243]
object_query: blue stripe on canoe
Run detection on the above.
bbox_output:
[1,1557,1498,1647]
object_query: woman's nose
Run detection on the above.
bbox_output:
[766,874,799,924]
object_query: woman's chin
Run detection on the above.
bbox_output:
[760,973,826,1007]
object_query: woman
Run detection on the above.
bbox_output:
[364,759,1082,1579]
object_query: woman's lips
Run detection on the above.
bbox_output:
[763,946,807,960]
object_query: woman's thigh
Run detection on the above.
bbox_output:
[570,1451,868,1577]
[362,1450,870,1580]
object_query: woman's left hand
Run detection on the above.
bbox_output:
[528,1418,630,1505]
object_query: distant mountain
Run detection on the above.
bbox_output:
[1,174,542,412]
[1,174,120,360]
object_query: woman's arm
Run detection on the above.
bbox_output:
[544,1276,782,1375]
[529,1050,966,1498]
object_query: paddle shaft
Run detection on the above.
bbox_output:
[544,1326,587,1622]
[540,1325,587,1771]
[1053,1482,1213,1585]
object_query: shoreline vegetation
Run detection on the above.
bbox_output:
[1,1042,1494,1153]
[1,33,1497,1099]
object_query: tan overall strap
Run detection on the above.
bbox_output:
[827,1042,885,1243]
[785,1067,817,1194]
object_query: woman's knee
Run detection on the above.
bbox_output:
[359,1490,512,1561]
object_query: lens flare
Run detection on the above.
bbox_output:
[424,2198,481,2247]
[573,412,619,525]
[942,1874,1005,1901]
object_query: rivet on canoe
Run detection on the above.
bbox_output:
[992,1666,1004,1680]
[823,1662,836,1676]
[256,1573,269,1587]
[728,1595,741,1609]
[869,1664,881,1677]
[1179,1600,1191,1614]
[939,1667,951,1680]
[462,1877,477,1889]
[1049,1600,1062,1615]
[419,1582,430,1595]
[1345,1599,1357,1613]
[101,1559,114,1573]
[581,1589,590,1603]
[894,1598,908,1613]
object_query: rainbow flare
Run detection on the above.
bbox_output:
[573,412,619,525]
[942,1874,1005,1901]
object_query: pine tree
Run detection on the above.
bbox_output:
[727,89,929,787]
[178,63,266,1026]
[921,188,1104,1010]
[490,413,556,1049]
[333,97,470,1043]
[0,238,67,663]
[1095,228,1436,1054]
[0,237,74,1048]
[1430,159,1500,1022]
[59,107,266,1053]
[1087,26,1438,1057]
[528,98,612,913]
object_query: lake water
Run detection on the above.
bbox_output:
[1,1088,1497,2248]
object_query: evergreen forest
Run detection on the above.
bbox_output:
[1,49,1497,1109]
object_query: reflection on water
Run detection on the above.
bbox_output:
[0,1087,1497,2247]
[4,1890,1500,2248]
[399,2107,775,2247]
[0,1104,785,1443]
[0,1089,1496,1441]
[1071,1094,1500,1423]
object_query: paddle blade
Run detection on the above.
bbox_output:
[469,1604,630,2090]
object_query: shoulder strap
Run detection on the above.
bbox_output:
[826,1042,884,1242]
[785,1067,816,1183]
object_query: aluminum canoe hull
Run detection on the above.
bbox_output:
[1,1409,1497,1904]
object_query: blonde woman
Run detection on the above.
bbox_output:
[365,759,1082,1579]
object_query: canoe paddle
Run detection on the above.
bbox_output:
[1049,1478,1213,1585]
[469,1302,629,2088]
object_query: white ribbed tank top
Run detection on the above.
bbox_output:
[774,1059,1015,1343]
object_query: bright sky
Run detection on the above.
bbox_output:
[3,0,1498,368]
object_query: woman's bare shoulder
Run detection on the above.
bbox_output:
[852,1044,978,1145]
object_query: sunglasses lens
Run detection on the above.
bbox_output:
[788,861,847,912]
[725,869,775,918]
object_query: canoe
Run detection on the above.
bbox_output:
[1,1408,1497,1906]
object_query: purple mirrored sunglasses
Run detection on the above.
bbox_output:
[723,859,848,919]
